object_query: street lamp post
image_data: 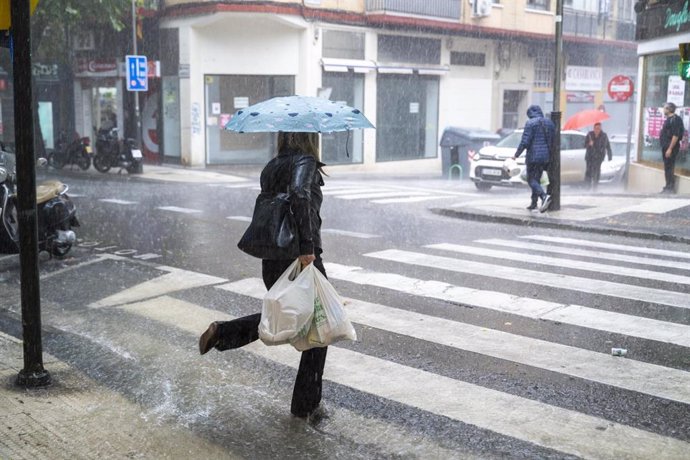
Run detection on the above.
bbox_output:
[550,0,564,211]
[11,0,51,387]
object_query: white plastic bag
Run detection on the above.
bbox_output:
[502,158,521,177]
[259,259,316,346]
[519,168,550,186]
[290,268,357,352]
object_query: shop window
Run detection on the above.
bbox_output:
[205,75,294,165]
[323,30,365,60]
[450,52,486,67]
[640,52,690,172]
[320,71,364,165]
[376,74,439,162]
[378,35,441,65]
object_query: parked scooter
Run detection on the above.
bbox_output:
[0,148,79,258]
[48,131,92,171]
[94,127,143,174]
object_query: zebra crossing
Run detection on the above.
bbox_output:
[83,232,690,458]
[205,180,472,204]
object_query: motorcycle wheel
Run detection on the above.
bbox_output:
[48,151,66,170]
[78,151,91,170]
[0,197,19,252]
[49,243,72,258]
[126,162,143,174]
[93,153,111,173]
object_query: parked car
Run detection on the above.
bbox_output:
[469,129,627,190]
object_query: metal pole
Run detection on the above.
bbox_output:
[12,0,51,387]
[132,0,141,146]
[623,77,635,188]
[550,0,564,211]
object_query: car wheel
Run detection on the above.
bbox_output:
[475,182,493,191]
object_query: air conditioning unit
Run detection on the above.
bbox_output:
[470,0,492,18]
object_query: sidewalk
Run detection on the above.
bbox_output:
[0,332,238,460]
[431,192,690,243]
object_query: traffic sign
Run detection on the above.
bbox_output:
[126,55,148,92]
[607,75,634,102]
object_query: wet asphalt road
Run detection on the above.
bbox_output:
[0,167,688,459]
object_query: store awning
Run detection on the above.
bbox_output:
[320,58,377,73]
[376,63,449,75]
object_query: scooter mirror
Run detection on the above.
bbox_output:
[37,157,48,167]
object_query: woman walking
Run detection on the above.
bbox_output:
[199,131,327,418]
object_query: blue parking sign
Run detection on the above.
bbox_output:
[126,55,148,92]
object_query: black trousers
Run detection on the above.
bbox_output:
[585,155,604,190]
[526,162,548,204]
[663,150,677,191]
[214,255,328,417]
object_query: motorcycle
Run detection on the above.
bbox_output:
[0,148,79,258]
[48,131,92,171]
[94,127,143,174]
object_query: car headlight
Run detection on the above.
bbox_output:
[0,167,7,183]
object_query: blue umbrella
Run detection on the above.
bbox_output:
[224,95,374,133]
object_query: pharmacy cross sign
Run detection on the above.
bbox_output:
[126,55,148,92]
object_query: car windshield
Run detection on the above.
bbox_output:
[495,132,523,148]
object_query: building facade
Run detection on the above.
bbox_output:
[631,0,690,193]
[158,0,637,174]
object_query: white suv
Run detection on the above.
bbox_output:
[469,129,625,190]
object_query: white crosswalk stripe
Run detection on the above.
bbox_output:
[426,242,690,285]
[365,249,690,309]
[523,235,690,260]
[478,238,690,271]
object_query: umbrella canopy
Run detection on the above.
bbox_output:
[224,95,375,133]
[562,109,610,130]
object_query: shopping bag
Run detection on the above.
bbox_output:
[290,268,357,351]
[259,259,316,346]
[519,168,550,186]
[502,158,521,177]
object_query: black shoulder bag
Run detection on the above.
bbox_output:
[237,159,300,260]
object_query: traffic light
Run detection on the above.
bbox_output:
[679,43,690,81]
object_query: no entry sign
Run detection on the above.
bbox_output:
[607,75,634,102]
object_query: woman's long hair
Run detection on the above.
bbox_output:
[277,131,326,174]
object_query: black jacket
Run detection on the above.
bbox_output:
[259,148,324,255]
[585,131,612,162]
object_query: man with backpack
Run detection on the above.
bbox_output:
[513,105,556,212]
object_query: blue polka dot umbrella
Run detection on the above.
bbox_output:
[224,95,375,133]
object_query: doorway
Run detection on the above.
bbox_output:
[502,90,528,130]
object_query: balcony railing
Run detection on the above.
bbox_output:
[366,0,460,21]
[563,10,636,42]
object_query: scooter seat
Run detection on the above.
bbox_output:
[36,180,66,204]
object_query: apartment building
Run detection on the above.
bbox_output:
[158,0,637,173]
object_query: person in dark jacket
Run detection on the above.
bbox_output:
[198,131,327,419]
[584,122,612,191]
[660,102,685,194]
[513,105,555,212]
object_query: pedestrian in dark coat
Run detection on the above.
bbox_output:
[199,131,328,419]
[584,122,612,191]
[660,102,685,194]
[513,105,555,212]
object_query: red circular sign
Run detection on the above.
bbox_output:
[607,75,634,102]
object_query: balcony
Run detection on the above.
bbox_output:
[366,0,460,21]
[563,9,636,42]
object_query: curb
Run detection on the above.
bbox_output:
[430,207,690,244]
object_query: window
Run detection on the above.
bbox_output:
[450,52,486,67]
[323,30,365,60]
[377,35,441,65]
[533,49,553,88]
[527,0,550,11]
[616,0,635,22]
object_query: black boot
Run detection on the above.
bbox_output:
[526,199,538,210]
